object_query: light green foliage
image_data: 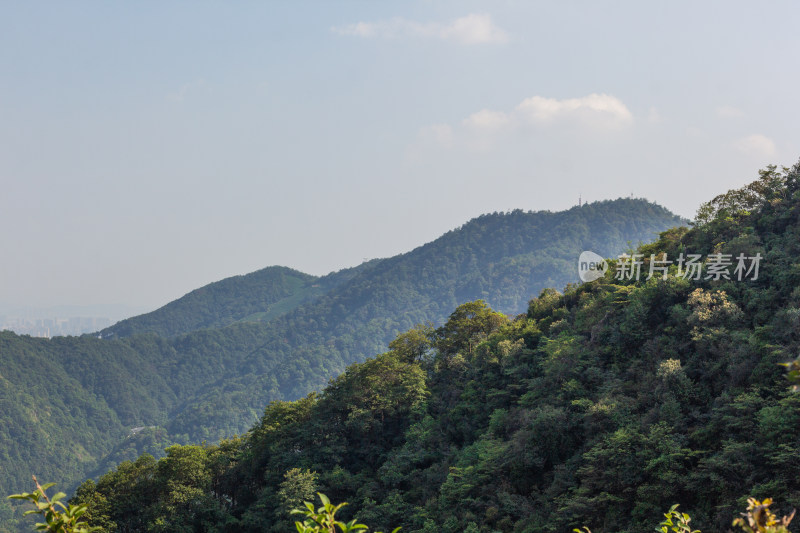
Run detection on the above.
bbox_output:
[657,504,700,533]
[278,469,319,525]
[694,164,789,227]
[291,493,399,533]
[573,500,796,533]
[435,300,508,357]
[687,288,743,339]
[388,324,435,363]
[656,359,683,379]
[7,477,100,533]
[780,357,800,391]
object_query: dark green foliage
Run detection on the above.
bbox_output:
[67,160,800,532]
[99,264,367,339]
[98,266,314,339]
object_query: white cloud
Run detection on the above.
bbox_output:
[515,93,633,125]
[332,14,508,45]
[416,92,634,153]
[734,134,776,157]
[333,20,388,38]
[439,14,509,45]
[462,109,511,131]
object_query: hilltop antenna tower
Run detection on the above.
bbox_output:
[578,194,582,207]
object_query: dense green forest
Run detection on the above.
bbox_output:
[98,265,373,339]
[0,199,684,531]
[41,161,800,533]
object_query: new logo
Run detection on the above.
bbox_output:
[578,251,608,282]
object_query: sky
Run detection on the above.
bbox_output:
[1,1,798,313]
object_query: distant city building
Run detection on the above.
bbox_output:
[0,316,112,337]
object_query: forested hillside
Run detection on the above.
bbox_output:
[59,162,800,533]
[99,264,375,339]
[0,333,176,529]
[158,198,686,441]
[99,266,317,338]
[0,199,684,531]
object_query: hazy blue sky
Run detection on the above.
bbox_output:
[2,1,798,312]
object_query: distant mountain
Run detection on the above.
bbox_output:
[104,198,684,341]
[156,199,685,438]
[0,198,685,530]
[99,263,374,339]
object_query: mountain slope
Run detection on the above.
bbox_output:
[69,160,800,533]
[0,198,684,530]
[99,265,354,339]
[0,331,177,524]
[156,198,687,439]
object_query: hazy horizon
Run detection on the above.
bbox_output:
[3,1,798,310]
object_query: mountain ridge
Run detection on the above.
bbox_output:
[99,262,382,339]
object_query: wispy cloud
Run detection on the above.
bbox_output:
[332,14,508,45]
[452,93,632,135]
[462,109,511,131]
[734,134,776,157]
[515,94,633,126]
[416,93,634,153]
